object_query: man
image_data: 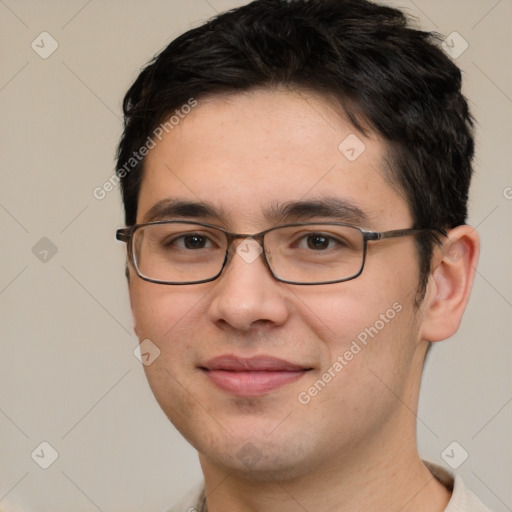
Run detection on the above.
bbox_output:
[115,0,490,510]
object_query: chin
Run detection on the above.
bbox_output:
[198,435,325,482]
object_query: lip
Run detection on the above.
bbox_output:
[200,355,312,397]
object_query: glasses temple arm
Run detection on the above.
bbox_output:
[371,227,448,241]
[116,229,132,243]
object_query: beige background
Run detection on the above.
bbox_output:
[0,0,511,511]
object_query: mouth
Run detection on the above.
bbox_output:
[200,355,312,397]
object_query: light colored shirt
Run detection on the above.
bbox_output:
[425,462,492,512]
[166,461,492,512]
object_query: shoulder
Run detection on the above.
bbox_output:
[425,461,493,512]
[446,474,493,512]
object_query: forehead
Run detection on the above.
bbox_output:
[138,88,411,230]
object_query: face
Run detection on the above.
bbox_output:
[129,88,429,480]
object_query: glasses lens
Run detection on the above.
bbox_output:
[265,224,365,283]
[132,223,227,283]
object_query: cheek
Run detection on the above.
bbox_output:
[293,286,420,427]
[292,278,406,343]
[293,267,420,383]
[129,281,213,425]
[129,281,217,385]
[130,280,210,340]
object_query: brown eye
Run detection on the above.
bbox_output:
[183,235,207,249]
[162,233,214,250]
[307,235,330,250]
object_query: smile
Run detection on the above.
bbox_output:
[200,355,312,397]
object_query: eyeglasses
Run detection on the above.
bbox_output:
[116,220,446,285]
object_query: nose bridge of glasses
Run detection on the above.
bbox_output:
[218,231,275,282]
[225,231,267,253]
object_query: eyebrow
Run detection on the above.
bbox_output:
[142,199,223,223]
[263,197,368,225]
[141,197,369,226]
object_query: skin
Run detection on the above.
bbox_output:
[128,88,479,512]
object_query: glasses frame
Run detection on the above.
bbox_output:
[116,220,447,286]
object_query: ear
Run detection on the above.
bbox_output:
[420,225,480,342]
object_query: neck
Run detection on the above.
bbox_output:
[199,425,450,512]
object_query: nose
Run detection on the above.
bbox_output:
[207,238,290,332]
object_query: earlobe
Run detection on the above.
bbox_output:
[420,225,480,343]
